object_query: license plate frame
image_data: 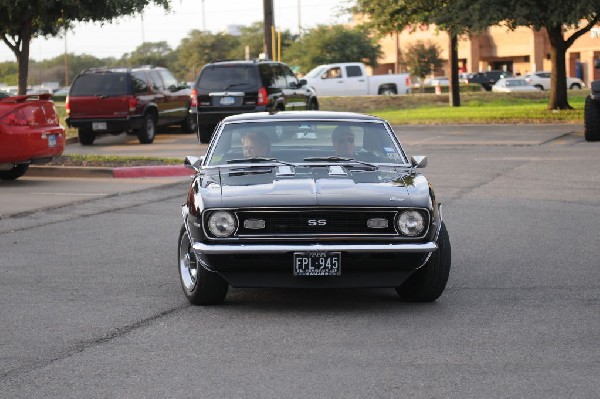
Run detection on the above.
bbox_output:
[293,252,341,276]
[92,122,107,131]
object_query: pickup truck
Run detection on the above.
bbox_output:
[301,62,411,96]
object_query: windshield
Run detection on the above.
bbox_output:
[197,65,259,91]
[205,120,409,166]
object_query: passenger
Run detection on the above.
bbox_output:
[241,131,271,157]
[331,126,356,157]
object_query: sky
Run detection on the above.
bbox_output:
[0,0,350,62]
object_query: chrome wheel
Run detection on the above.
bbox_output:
[179,231,198,291]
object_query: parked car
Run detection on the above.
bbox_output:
[66,65,196,145]
[302,62,412,96]
[466,70,513,91]
[52,86,70,102]
[191,59,319,143]
[0,94,65,180]
[584,59,600,141]
[491,78,541,93]
[523,71,585,90]
[177,111,451,305]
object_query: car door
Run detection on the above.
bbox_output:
[314,66,345,96]
[148,70,168,123]
[343,64,367,96]
[158,69,189,121]
[281,64,308,110]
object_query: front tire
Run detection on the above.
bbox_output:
[178,225,228,305]
[0,164,29,180]
[137,113,157,144]
[78,129,95,146]
[584,95,600,142]
[395,222,451,302]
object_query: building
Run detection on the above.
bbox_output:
[370,22,600,86]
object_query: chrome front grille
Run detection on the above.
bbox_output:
[235,208,401,237]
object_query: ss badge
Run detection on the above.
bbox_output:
[308,219,327,226]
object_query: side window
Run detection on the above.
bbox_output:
[346,65,363,78]
[131,71,148,94]
[271,64,287,89]
[159,69,178,89]
[282,65,298,88]
[259,64,275,87]
[149,70,165,91]
[321,67,342,79]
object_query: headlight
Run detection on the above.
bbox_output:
[397,210,426,236]
[207,211,237,237]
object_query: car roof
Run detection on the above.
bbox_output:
[221,111,385,123]
[206,59,280,66]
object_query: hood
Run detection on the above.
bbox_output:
[197,166,431,209]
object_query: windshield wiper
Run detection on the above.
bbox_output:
[226,157,296,167]
[302,156,378,170]
[224,83,247,90]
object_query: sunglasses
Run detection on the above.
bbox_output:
[335,136,354,144]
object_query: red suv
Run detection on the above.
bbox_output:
[66,66,196,145]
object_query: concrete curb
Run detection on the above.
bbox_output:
[29,165,192,179]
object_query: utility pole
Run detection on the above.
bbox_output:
[263,0,274,59]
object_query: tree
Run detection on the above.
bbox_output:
[352,0,505,106]
[0,0,168,94]
[174,30,240,82]
[231,21,296,61]
[284,24,381,73]
[402,41,446,91]
[503,0,600,110]
[122,41,175,68]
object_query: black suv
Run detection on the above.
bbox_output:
[66,66,196,145]
[466,70,513,91]
[191,59,319,143]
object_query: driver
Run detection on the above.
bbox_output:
[241,131,271,157]
[331,126,356,157]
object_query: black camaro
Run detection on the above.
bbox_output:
[178,111,450,305]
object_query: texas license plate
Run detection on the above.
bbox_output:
[47,134,57,147]
[92,122,107,131]
[293,252,341,276]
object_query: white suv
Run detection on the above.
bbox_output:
[523,71,585,90]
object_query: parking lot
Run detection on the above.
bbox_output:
[1,123,598,397]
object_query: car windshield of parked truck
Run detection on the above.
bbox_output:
[197,65,259,91]
[70,73,129,97]
[206,120,409,166]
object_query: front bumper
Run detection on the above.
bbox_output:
[192,241,436,254]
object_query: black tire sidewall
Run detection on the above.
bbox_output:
[584,95,600,141]
[0,164,29,180]
[137,113,156,144]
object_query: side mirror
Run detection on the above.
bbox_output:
[411,155,427,168]
[299,79,307,87]
[184,155,204,171]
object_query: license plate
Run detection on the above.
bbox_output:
[293,252,341,276]
[219,96,235,105]
[47,134,57,148]
[92,122,107,131]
